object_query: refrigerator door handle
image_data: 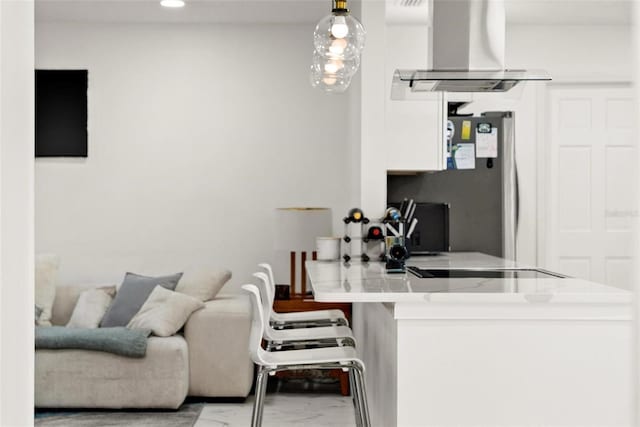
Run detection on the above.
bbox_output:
[502,113,517,261]
[515,162,520,230]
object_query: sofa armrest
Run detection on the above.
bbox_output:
[184,293,254,397]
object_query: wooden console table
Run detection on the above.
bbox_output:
[272,295,352,396]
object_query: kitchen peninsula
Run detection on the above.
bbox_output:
[306,253,632,427]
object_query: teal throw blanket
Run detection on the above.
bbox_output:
[35,326,151,358]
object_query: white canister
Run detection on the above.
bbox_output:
[316,237,341,261]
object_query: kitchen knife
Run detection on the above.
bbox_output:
[407,218,418,238]
[407,202,417,224]
[405,199,414,221]
[399,198,408,218]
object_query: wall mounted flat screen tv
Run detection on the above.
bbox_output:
[35,69,88,157]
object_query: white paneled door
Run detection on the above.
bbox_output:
[545,85,636,289]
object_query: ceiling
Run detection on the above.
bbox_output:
[35,0,633,25]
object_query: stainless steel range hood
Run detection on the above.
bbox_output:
[391,0,550,99]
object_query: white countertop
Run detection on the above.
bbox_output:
[405,251,524,269]
[306,252,630,304]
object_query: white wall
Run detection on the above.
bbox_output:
[632,3,640,423]
[346,1,363,210]
[1,1,35,425]
[507,24,632,82]
[35,22,351,288]
[359,2,387,215]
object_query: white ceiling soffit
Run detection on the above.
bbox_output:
[35,0,331,24]
[386,0,632,25]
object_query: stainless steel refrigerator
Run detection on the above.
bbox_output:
[387,111,517,260]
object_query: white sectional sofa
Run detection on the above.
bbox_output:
[35,285,254,409]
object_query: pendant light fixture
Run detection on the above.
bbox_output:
[310,0,365,93]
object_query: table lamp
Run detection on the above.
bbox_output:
[274,207,332,297]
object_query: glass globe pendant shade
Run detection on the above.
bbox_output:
[312,50,360,78]
[309,65,352,93]
[313,12,365,60]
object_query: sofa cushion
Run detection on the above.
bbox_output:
[66,288,116,329]
[100,272,183,328]
[35,335,189,409]
[175,269,232,302]
[35,254,60,326]
[128,286,204,337]
[51,285,116,326]
[185,294,254,398]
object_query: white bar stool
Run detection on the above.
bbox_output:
[258,263,348,328]
[242,284,370,427]
[253,272,356,349]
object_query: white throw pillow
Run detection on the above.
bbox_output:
[127,286,204,337]
[35,254,60,326]
[175,269,231,302]
[66,288,115,329]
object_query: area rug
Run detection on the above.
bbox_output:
[35,403,203,427]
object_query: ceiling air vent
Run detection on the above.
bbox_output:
[386,0,429,24]
[397,0,426,7]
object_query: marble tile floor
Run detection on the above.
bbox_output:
[193,393,357,427]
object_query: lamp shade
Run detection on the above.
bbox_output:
[274,208,332,253]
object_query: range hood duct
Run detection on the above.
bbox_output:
[391,0,550,98]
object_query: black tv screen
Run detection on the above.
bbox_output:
[35,69,88,157]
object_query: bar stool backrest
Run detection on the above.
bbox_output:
[257,263,276,300]
[241,284,268,366]
[252,272,273,327]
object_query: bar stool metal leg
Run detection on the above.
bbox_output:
[252,367,269,427]
[353,365,371,427]
[349,368,363,427]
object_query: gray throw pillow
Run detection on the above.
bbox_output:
[100,272,183,327]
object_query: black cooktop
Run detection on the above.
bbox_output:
[407,267,565,279]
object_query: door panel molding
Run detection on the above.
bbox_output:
[540,83,635,289]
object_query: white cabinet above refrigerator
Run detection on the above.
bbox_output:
[386,91,447,172]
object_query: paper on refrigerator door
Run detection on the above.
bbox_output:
[453,143,475,169]
[476,128,498,158]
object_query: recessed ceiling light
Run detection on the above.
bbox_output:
[160,0,185,8]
